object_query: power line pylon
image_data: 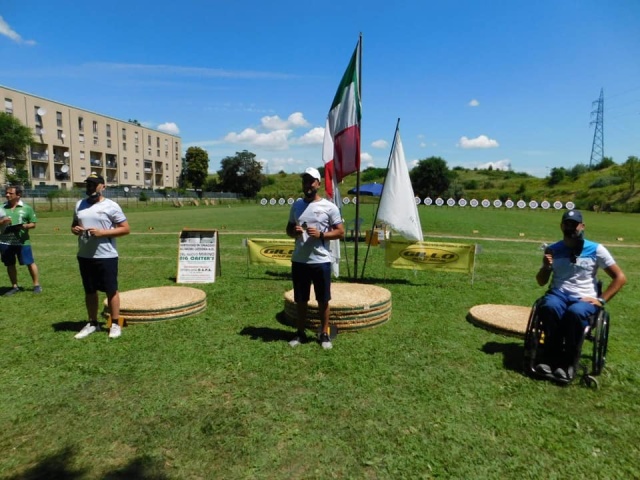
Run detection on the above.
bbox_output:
[589,88,604,168]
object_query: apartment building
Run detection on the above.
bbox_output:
[1,85,182,190]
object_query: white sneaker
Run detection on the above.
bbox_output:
[109,323,122,339]
[75,322,100,339]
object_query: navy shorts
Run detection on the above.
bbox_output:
[0,244,35,266]
[291,261,331,304]
[78,256,119,295]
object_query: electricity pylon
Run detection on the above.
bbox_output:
[589,88,604,168]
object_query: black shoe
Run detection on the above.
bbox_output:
[3,286,21,297]
[535,363,552,375]
[553,366,575,382]
[319,332,333,350]
[288,331,308,347]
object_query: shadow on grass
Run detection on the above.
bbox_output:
[481,341,525,373]
[239,326,292,342]
[6,446,169,480]
[239,311,295,342]
[52,320,96,333]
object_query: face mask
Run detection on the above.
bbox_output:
[304,187,318,199]
[86,187,101,203]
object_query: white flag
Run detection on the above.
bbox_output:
[377,129,424,242]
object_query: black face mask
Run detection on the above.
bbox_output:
[86,187,101,203]
[304,187,318,199]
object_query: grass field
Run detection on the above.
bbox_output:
[1,203,639,479]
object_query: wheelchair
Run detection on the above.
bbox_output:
[523,294,610,388]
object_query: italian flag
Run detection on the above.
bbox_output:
[322,38,362,200]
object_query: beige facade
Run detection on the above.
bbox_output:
[1,85,182,189]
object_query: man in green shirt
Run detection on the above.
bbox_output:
[1,186,42,295]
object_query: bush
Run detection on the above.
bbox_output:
[589,177,623,188]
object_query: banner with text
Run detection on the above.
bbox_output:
[177,229,220,283]
[385,238,476,274]
[246,238,295,267]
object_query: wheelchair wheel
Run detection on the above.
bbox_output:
[523,300,544,374]
[591,310,610,376]
[581,375,599,389]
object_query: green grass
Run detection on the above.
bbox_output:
[1,204,639,479]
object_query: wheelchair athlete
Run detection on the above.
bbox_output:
[534,209,626,382]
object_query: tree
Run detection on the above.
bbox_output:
[410,156,451,198]
[547,167,566,186]
[622,156,639,193]
[0,112,33,185]
[595,156,616,170]
[184,147,210,191]
[217,150,264,197]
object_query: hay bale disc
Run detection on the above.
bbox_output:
[467,304,531,338]
[103,286,206,323]
[283,283,392,331]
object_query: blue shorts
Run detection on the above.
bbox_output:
[78,256,119,295]
[0,244,35,266]
[291,261,331,304]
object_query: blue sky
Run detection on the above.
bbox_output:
[1,0,639,178]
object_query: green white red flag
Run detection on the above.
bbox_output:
[322,38,362,200]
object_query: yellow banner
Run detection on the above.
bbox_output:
[247,238,295,266]
[385,238,476,274]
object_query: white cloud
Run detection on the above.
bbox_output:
[296,127,325,145]
[261,112,310,130]
[0,16,36,45]
[361,152,373,164]
[477,159,511,171]
[468,99,480,107]
[458,135,499,149]
[157,122,180,135]
[224,128,292,150]
[371,139,388,149]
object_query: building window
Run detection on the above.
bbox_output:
[34,107,43,127]
[107,139,112,148]
[78,117,84,131]
[79,134,85,143]
[80,150,85,160]
[156,137,160,148]
[136,172,140,181]
[57,130,64,140]
[106,124,111,138]
[80,167,86,177]
[124,172,128,180]
[157,149,160,157]
[135,159,139,167]
[5,98,13,114]
[93,136,99,146]
[134,132,139,144]
[147,134,151,146]
[135,145,139,153]
[165,163,169,171]
[123,157,127,166]
[164,139,168,150]
[122,128,127,141]
[92,121,98,134]
[123,143,127,151]
[56,111,63,127]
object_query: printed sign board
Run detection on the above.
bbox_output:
[177,229,220,283]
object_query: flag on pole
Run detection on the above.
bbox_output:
[377,128,424,242]
[322,39,362,200]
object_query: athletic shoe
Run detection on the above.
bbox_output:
[33,286,42,294]
[109,324,122,339]
[289,331,308,347]
[319,332,333,350]
[3,286,21,297]
[535,363,552,375]
[75,322,100,339]
[553,366,575,382]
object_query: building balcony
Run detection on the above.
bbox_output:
[90,160,103,167]
[106,162,117,169]
[31,152,49,161]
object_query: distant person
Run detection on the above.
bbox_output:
[0,186,42,295]
[286,167,344,349]
[535,209,626,381]
[71,174,130,339]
